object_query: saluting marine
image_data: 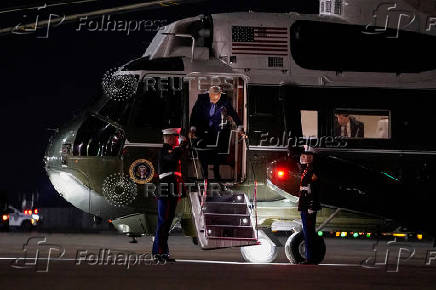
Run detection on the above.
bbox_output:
[152,128,187,262]
[298,145,321,264]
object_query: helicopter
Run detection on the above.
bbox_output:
[44,8,436,264]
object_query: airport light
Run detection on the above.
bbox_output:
[317,231,323,237]
[366,233,371,238]
[417,234,423,240]
[353,232,359,238]
[393,233,407,238]
[34,209,38,214]
[340,232,347,238]
[335,232,340,237]
[2,214,8,221]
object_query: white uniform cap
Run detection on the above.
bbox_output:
[162,128,181,135]
[303,145,315,154]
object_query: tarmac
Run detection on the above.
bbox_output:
[0,232,435,290]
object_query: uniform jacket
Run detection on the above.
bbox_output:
[158,143,183,175]
[158,143,185,199]
[298,164,321,212]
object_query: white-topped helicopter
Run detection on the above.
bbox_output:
[43,1,436,264]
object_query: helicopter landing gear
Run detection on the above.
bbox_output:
[284,231,326,264]
[240,230,278,263]
[128,234,141,243]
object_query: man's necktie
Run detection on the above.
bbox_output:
[209,103,215,127]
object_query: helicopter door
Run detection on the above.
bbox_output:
[187,76,246,182]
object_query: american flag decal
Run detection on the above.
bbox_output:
[232,26,289,56]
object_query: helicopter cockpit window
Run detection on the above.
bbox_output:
[127,77,184,143]
[73,115,125,157]
[98,98,132,126]
[333,109,391,139]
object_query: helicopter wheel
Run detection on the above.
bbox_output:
[240,230,278,263]
[285,231,326,264]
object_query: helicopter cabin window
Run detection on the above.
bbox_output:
[248,86,284,146]
[127,77,185,143]
[301,110,318,138]
[333,109,391,139]
[248,86,304,146]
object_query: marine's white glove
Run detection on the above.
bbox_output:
[178,136,187,144]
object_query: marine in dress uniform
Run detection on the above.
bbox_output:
[298,145,321,264]
[152,128,187,262]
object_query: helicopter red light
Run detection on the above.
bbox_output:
[276,169,287,179]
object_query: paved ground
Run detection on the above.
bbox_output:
[0,232,435,290]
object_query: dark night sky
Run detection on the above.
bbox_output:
[0,1,318,206]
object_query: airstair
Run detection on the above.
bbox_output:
[189,184,258,249]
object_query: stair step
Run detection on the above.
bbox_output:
[204,214,251,226]
[189,191,258,249]
[205,225,255,239]
[202,203,248,215]
[204,193,245,203]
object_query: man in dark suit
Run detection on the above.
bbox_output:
[334,114,364,138]
[189,86,244,180]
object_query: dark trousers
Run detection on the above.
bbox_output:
[196,128,231,181]
[152,197,178,255]
[198,149,221,180]
[300,210,317,262]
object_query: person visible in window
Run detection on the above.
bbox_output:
[334,113,364,138]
